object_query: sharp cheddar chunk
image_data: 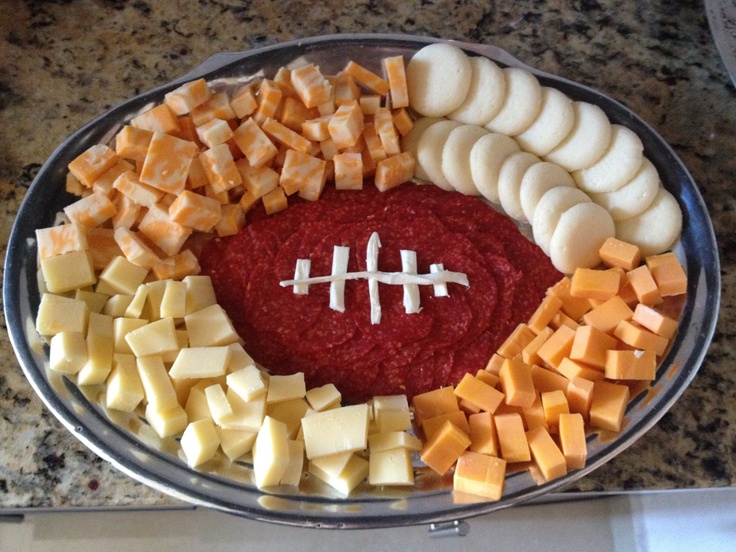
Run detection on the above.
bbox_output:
[290,64,332,109]
[344,60,390,95]
[411,386,459,428]
[467,411,499,456]
[494,412,531,463]
[328,101,365,150]
[131,103,180,135]
[605,349,657,380]
[113,227,160,269]
[526,426,567,482]
[547,277,594,321]
[138,203,192,257]
[498,323,537,359]
[613,319,669,356]
[530,364,570,394]
[556,357,606,382]
[68,144,119,188]
[191,91,236,126]
[168,189,222,232]
[195,118,234,148]
[253,79,284,124]
[374,151,415,192]
[63,191,117,228]
[36,223,88,260]
[232,118,278,168]
[199,143,243,194]
[569,324,619,369]
[570,267,621,301]
[279,149,327,196]
[566,376,595,420]
[139,131,199,196]
[113,170,165,208]
[632,303,678,339]
[422,410,471,441]
[558,413,587,469]
[229,85,258,119]
[164,78,212,115]
[645,252,688,296]
[626,265,663,306]
[262,117,313,154]
[454,451,506,501]
[151,249,200,281]
[499,357,536,408]
[454,373,505,413]
[599,237,641,271]
[383,55,409,108]
[589,380,630,432]
[420,420,471,475]
[581,295,634,334]
[540,389,570,433]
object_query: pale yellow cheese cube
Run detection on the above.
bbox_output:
[252,416,290,489]
[184,380,216,422]
[36,294,89,336]
[160,279,187,319]
[40,249,96,294]
[267,398,310,439]
[102,294,135,318]
[183,275,218,315]
[219,388,266,431]
[304,383,341,412]
[113,317,148,354]
[216,426,257,461]
[308,453,368,495]
[136,355,179,411]
[142,280,168,321]
[77,312,115,386]
[266,373,306,404]
[226,364,266,401]
[184,304,240,347]
[368,447,414,486]
[280,439,306,486]
[226,343,255,373]
[145,402,188,438]
[75,289,109,315]
[204,383,233,425]
[308,450,354,480]
[181,418,221,468]
[124,317,179,358]
[367,430,422,453]
[301,404,369,459]
[49,332,88,374]
[169,346,231,380]
[123,284,149,319]
[105,353,145,412]
[98,256,149,296]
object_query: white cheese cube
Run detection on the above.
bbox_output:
[280,439,305,486]
[308,450,354,480]
[180,418,220,467]
[267,398,310,439]
[98,256,149,295]
[160,279,187,319]
[184,275,218,314]
[40,250,96,294]
[49,332,88,374]
[219,388,266,431]
[105,353,144,412]
[77,312,114,386]
[226,365,266,402]
[75,289,109,314]
[169,346,231,380]
[184,304,239,347]
[305,383,342,412]
[216,426,257,461]
[102,294,135,317]
[145,402,188,438]
[226,343,255,373]
[204,384,233,425]
[160,330,189,364]
[124,317,179,358]
[301,404,370,459]
[184,380,216,422]
[266,373,306,404]
[36,294,89,336]
[308,453,369,495]
[252,416,289,489]
[124,284,149,319]
[367,431,422,453]
[368,448,414,486]
[113,317,148,354]
[136,355,178,411]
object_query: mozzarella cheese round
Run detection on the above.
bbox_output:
[416,119,463,191]
[401,117,443,181]
[485,67,543,136]
[588,157,660,221]
[544,101,613,172]
[519,161,576,225]
[549,202,615,273]
[532,186,592,256]
[447,56,507,126]
[494,151,541,214]
[470,132,522,205]
[441,124,489,195]
[406,43,473,118]
[515,86,575,156]
[615,187,682,257]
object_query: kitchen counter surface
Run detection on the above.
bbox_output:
[0,0,734,512]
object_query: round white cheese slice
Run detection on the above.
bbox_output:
[519,161,576,225]
[447,56,507,126]
[416,119,462,191]
[494,151,541,213]
[549,202,615,273]
[544,101,613,172]
[588,157,660,221]
[532,186,592,255]
[406,43,473,118]
[573,124,645,194]
[441,124,489,195]
[470,132,521,204]
[515,86,575,156]
[485,67,543,136]
[401,117,443,182]
[615,187,682,257]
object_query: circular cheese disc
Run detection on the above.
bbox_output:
[588,157,660,221]
[519,161,576,225]
[406,43,473,117]
[615,186,682,257]
[470,132,522,205]
[441,124,489,195]
[515,86,575,156]
[494,151,541,213]
[549,202,615,273]
[485,67,543,136]
[401,117,444,181]
[544,101,613,172]
[416,119,462,191]
[532,186,592,255]
[573,124,645,194]
[447,56,507,126]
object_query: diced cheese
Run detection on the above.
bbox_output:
[168,189,222,232]
[411,386,459,428]
[419,420,471,475]
[198,143,243,195]
[309,452,369,495]
[165,78,212,115]
[605,349,657,380]
[374,152,416,192]
[204,383,233,424]
[369,447,414,486]
[304,383,342,412]
[68,144,119,187]
[131,103,180,135]
[98,256,149,295]
[333,152,363,190]
[599,237,641,271]
[184,303,239,347]
[136,355,179,412]
[219,388,266,431]
[253,79,284,124]
[216,426,257,461]
[40,249,96,294]
[87,228,124,271]
[367,430,422,453]
[266,398,310,439]
[467,411,499,456]
[180,418,220,468]
[497,323,537,359]
[556,357,606,382]
[113,171,165,208]
[196,118,234,148]
[229,85,258,119]
[383,55,409,108]
[183,275,217,315]
[392,107,414,136]
[36,223,88,260]
[453,451,506,501]
[77,312,114,385]
[36,294,89,336]
[422,410,471,441]
[301,403,369,459]
[570,267,621,301]
[547,277,595,320]
[569,324,619,369]
[63,191,118,228]
[494,413,531,463]
[138,203,192,257]
[582,295,634,334]
[169,346,232,380]
[454,373,505,413]
[558,412,587,469]
[566,376,595,420]
[530,364,571,394]
[525,426,567,482]
[536,325,576,370]
[113,227,160,269]
[645,252,687,296]
[75,289,108,315]
[626,265,663,306]
[498,357,536,408]
[125,317,179,358]
[160,279,187,319]
[49,331,87,374]
[632,303,678,339]
[540,390,570,433]
[252,415,290,488]
[344,60,390,95]
[152,249,201,281]
[145,402,188,438]
[279,149,327,196]
[265,373,306,404]
[522,326,554,366]
[191,91,236,126]
[105,353,145,412]
[115,125,154,166]
[613,319,669,356]
[290,64,332,109]
[589,380,630,432]
[373,107,401,155]
[112,193,143,230]
[232,118,278,168]
[280,439,306,486]
[103,294,135,318]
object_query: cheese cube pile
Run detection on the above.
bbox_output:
[409,236,687,499]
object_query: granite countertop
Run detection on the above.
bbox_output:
[0,0,734,512]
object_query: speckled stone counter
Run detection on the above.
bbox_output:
[1,0,734,511]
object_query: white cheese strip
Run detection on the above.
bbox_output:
[430,263,449,297]
[280,268,469,288]
[366,232,381,325]
[400,250,421,314]
[329,246,350,312]
[293,258,311,295]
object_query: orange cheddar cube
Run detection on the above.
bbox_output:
[165,78,211,115]
[237,161,279,199]
[540,389,569,433]
[168,189,222,232]
[298,168,328,201]
[498,323,537,359]
[558,413,587,469]
[454,373,505,414]
[92,159,135,196]
[113,170,165,208]
[328,101,365,150]
[632,303,678,339]
[422,410,471,442]
[530,364,570,394]
[302,115,332,142]
[68,144,119,188]
[36,223,88,260]
[599,237,641,271]
[332,71,361,106]
[570,324,619,369]
[290,64,333,109]
[131,103,180,136]
[375,152,416,192]
[605,349,657,380]
[485,353,505,375]
[362,122,388,164]
[232,118,278,168]
[521,395,549,431]
[373,107,401,156]
[522,326,554,366]
[113,227,160,269]
[229,85,258,119]
[261,186,288,215]
[199,143,243,194]
[190,91,237,126]
[467,412,499,456]
[174,115,202,145]
[383,55,409,108]
[138,203,192,257]
[152,249,200,281]
[392,108,414,136]
[420,420,471,476]
[280,96,320,132]
[536,324,576,370]
[262,117,313,154]
[556,357,606,382]
[613,319,669,356]
[344,60,390,95]
[454,451,506,501]
[582,295,634,334]
[526,426,567,482]
[459,398,482,416]
[570,267,620,301]
[333,152,364,191]
[547,277,594,321]
[195,118,234,148]
[565,377,595,420]
[65,172,85,196]
[239,189,259,213]
[411,386,459,428]
[359,95,382,115]
[115,126,153,166]
[528,294,564,334]
[279,150,327,196]
[139,132,199,196]
[187,156,209,189]
[498,357,536,408]
[550,310,580,331]
[63,191,117,228]
[589,380,630,432]
[112,193,142,230]
[494,413,531,463]
[475,369,501,389]
[645,252,687,296]
[626,265,663,306]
